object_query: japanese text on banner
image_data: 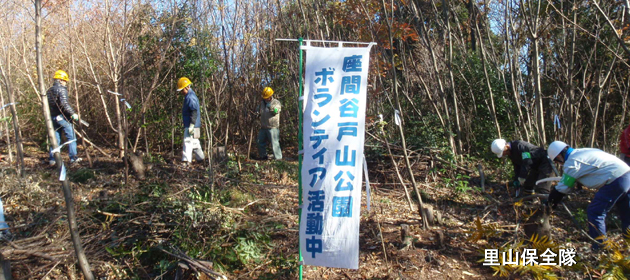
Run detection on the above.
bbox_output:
[299,45,372,270]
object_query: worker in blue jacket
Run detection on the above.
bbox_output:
[177,77,205,164]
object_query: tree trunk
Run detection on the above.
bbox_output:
[476,23,502,138]
[383,0,429,229]
[590,54,617,147]
[68,2,92,168]
[34,1,94,279]
[0,56,24,176]
[0,86,12,164]
[468,0,476,51]
[411,0,456,155]
[443,0,463,154]
[532,39,546,144]
[115,83,124,158]
[5,72,24,177]
[505,1,530,141]
[567,8,577,146]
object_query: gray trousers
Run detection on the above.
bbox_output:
[257,128,282,160]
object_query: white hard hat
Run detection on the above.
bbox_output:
[491,139,507,158]
[548,141,569,161]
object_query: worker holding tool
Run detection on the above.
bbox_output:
[177,77,205,165]
[257,86,282,160]
[619,123,630,166]
[491,139,553,197]
[547,141,630,249]
[47,70,81,166]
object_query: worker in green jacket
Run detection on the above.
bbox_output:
[257,87,282,160]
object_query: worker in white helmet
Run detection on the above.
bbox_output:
[547,141,630,249]
[491,139,553,197]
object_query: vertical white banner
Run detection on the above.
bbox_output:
[300,45,372,269]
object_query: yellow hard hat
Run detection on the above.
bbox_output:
[53,70,69,82]
[262,87,274,99]
[177,77,192,91]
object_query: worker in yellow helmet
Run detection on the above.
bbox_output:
[257,86,282,160]
[177,77,205,165]
[48,70,82,166]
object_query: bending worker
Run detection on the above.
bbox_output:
[547,141,630,248]
[491,139,552,197]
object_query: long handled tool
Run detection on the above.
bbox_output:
[535,177,562,185]
[534,177,600,243]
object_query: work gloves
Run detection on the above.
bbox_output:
[546,188,565,209]
[512,180,520,197]
[266,102,279,115]
[513,178,526,197]
[512,178,525,189]
[71,114,79,121]
[188,124,195,136]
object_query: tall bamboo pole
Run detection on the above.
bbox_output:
[297,37,304,280]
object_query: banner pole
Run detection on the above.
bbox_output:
[297,37,304,280]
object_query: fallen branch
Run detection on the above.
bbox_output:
[158,246,226,280]
[75,130,111,158]
[96,210,127,217]
[514,194,549,202]
[41,260,62,279]
[434,156,474,173]
[236,259,272,279]
[1,249,58,262]
[560,202,600,244]
[237,199,260,211]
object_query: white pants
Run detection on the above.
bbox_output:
[182,128,205,162]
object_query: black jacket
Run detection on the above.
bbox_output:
[47,80,76,119]
[507,140,549,180]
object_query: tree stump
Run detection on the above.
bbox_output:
[126,151,146,180]
[421,205,435,226]
[523,207,551,240]
[212,146,227,162]
[434,209,442,225]
[400,224,413,250]
[435,230,445,248]
[478,163,485,193]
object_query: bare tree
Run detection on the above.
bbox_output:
[34,0,94,279]
[519,0,546,144]
[0,7,25,175]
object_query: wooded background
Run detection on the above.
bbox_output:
[1,0,629,162]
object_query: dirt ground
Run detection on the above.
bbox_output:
[0,142,619,279]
